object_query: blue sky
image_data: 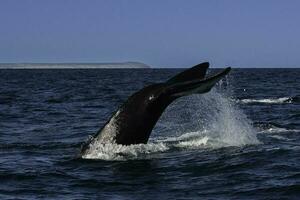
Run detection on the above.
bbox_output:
[0,0,300,67]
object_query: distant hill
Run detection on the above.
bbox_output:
[0,62,151,69]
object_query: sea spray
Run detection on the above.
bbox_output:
[195,89,260,146]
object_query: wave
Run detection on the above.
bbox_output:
[82,89,260,161]
[260,127,299,134]
[268,135,294,141]
[254,122,299,134]
[239,97,292,104]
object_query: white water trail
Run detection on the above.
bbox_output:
[239,97,292,104]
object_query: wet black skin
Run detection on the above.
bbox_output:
[113,83,174,145]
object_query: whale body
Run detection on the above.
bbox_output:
[80,62,231,156]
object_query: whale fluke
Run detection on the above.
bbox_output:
[165,66,230,98]
[80,62,231,156]
[166,62,209,84]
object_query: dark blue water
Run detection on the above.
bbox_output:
[0,68,299,199]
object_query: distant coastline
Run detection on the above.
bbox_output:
[0,62,150,69]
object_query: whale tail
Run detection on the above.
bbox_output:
[164,62,231,98]
[79,62,231,153]
[166,62,210,84]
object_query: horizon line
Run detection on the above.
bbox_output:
[0,62,299,69]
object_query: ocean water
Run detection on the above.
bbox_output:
[0,68,299,199]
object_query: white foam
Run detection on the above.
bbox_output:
[239,97,292,104]
[82,142,169,160]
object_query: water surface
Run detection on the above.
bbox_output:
[0,68,299,199]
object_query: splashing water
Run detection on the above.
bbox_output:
[189,89,260,147]
[82,86,260,160]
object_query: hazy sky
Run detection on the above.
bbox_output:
[1,0,300,67]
